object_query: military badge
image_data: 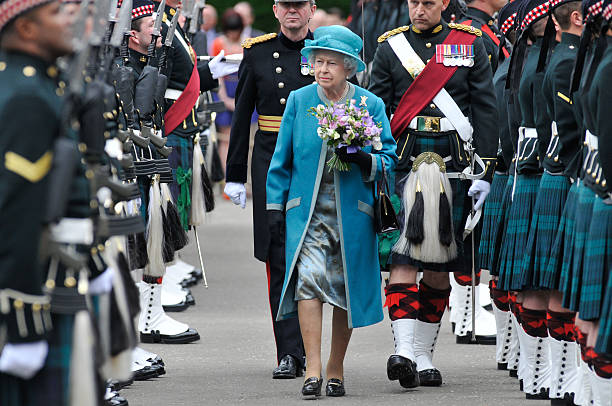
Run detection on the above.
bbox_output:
[435,44,474,67]
[300,56,311,75]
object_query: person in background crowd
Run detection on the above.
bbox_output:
[212,9,245,172]
[193,4,219,57]
[235,1,265,40]
[309,9,329,31]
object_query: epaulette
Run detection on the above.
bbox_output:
[448,22,482,37]
[377,26,410,43]
[242,33,278,49]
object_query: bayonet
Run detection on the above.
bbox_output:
[110,0,131,48]
[187,0,202,39]
[146,0,165,63]
[158,5,180,73]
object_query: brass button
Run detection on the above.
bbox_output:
[430,103,436,109]
[276,67,282,73]
[280,98,286,105]
[426,58,431,63]
[90,200,99,209]
[0,61,6,71]
[13,299,24,309]
[273,52,280,59]
[278,82,285,88]
[45,280,56,289]
[23,66,36,77]
[78,143,87,153]
[65,277,77,288]
[47,66,58,77]
[426,42,432,48]
[32,303,42,311]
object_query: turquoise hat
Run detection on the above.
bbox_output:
[301,25,366,72]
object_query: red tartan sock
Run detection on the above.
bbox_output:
[515,300,524,324]
[453,268,482,286]
[417,281,451,323]
[592,352,612,379]
[546,310,576,342]
[385,283,419,321]
[520,307,548,338]
[575,328,590,362]
[585,347,597,366]
[490,280,510,312]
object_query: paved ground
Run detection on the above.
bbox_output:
[125,198,533,406]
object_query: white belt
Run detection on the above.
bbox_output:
[50,218,94,245]
[164,88,183,100]
[408,117,456,132]
[585,130,598,149]
[519,127,538,140]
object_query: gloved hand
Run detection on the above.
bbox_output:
[267,210,285,244]
[208,50,240,79]
[468,180,491,211]
[335,146,372,172]
[0,341,49,379]
[224,182,246,208]
[88,267,115,295]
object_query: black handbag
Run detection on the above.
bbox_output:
[373,162,399,234]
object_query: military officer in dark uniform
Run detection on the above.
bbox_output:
[459,0,510,72]
[369,0,497,388]
[0,0,72,403]
[224,0,317,379]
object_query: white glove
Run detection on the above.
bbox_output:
[468,180,491,211]
[0,341,48,379]
[208,50,239,79]
[88,267,115,295]
[224,182,246,209]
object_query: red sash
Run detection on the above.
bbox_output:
[389,29,477,140]
[164,47,201,134]
[463,19,510,58]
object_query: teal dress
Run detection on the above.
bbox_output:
[294,85,356,310]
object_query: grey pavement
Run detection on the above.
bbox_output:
[125,197,533,406]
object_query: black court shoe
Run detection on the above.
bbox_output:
[302,377,322,398]
[325,378,345,397]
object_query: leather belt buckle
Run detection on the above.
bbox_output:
[416,116,441,132]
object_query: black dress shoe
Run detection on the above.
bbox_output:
[162,299,189,312]
[133,365,161,381]
[108,378,133,392]
[387,355,419,388]
[418,368,443,387]
[325,378,345,397]
[140,328,200,344]
[509,369,518,378]
[273,355,303,379]
[105,393,128,406]
[185,292,195,306]
[302,377,322,398]
[190,268,204,281]
[525,388,549,400]
[497,362,508,370]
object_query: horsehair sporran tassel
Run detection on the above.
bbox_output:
[161,206,175,263]
[406,178,425,244]
[145,175,165,278]
[190,133,207,226]
[161,182,188,250]
[438,177,454,247]
[393,152,457,264]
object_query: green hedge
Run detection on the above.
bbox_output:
[207,0,352,33]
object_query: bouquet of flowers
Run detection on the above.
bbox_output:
[309,96,383,171]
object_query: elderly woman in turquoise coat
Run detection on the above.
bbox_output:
[266,25,397,398]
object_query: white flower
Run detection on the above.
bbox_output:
[317,126,324,139]
[359,95,368,106]
[333,131,341,140]
[372,137,383,150]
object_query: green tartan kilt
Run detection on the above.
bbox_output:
[579,195,612,321]
[0,313,73,406]
[490,174,514,277]
[497,173,541,291]
[520,172,571,290]
[479,173,509,271]
[544,181,579,290]
[595,241,612,356]
[389,132,471,272]
[561,182,596,311]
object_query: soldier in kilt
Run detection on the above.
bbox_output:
[0,0,86,404]
[578,4,612,402]
[369,0,498,388]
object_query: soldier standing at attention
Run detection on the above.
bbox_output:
[0,0,72,403]
[224,0,317,379]
[369,0,498,389]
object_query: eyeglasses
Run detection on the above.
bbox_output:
[276,2,311,9]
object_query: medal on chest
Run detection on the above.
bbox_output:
[435,44,474,67]
[300,56,313,76]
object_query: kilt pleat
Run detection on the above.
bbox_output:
[579,196,612,320]
[545,182,579,290]
[0,314,74,406]
[561,183,596,311]
[490,175,514,277]
[520,173,571,290]
[595,257,612,356]
[479,173,509,271]
[497,174,541,291]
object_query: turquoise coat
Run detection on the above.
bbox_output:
[266,83,397,328]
